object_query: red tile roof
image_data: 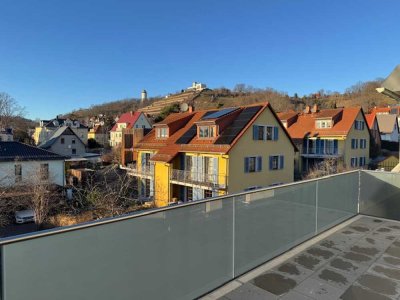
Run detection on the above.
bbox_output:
[370,107,391,114]
[278,107,365,139]
[365,113,376,129]
[110,112,142,132]
[136,103,296,163]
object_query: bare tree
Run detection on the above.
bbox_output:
[72,165,136,218]
[305,158,347,179]
[0,92,25,129]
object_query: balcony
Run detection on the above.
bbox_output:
[170,168,227,190]
[1,170,400,300]
[120,163,154,179]
[301,146,342,158]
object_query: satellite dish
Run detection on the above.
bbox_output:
[180,103,189,112]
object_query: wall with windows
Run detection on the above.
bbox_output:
[0,160,65,187]
[228,107,295,193]
[47,134,86,157]
[344,111,370,169]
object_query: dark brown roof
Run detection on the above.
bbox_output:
[0,142,67,162]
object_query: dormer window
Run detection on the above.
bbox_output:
[316,120,332,129]
[198,125,216,138]
[156,127,168,138]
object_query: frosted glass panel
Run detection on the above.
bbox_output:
[317,172,359,232]
[2,200,234,300]
[234,181,317,276]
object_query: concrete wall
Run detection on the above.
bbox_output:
[228,107,295,193]
[0,160,65,187]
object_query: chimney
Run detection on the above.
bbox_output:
[304,105,311,114]
[311,104,319,113]
[188,106,193,113]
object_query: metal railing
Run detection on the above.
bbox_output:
[1,170,400,300]
[121,163,154,178]
[170,168,227,189]
[301,146,342,156]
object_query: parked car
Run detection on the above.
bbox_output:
[15,210,35,224]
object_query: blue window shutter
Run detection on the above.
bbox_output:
[351,139,354,149]
[269,156,273,170]
[280,155,284,169]
[257,156,262,171]
[253,125,258,140]
[334,140,338,154]
[274,127,279,140]
[244,157,249,173]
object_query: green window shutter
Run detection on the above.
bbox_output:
[244,157,250,173]
[280,155,284,169]
[256,156,262,171]
[253,125,258,140]
[274,127,279,140]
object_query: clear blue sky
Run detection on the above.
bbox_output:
[0,0,399,120]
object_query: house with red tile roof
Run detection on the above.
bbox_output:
[109,111,151,147]
[123,103,297,207]
[278,106,371,176]
[365,112,381,151]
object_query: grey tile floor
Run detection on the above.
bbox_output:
[220,216,400,300]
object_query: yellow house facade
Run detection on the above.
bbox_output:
[128,103,297,207]
[278,106,370,177]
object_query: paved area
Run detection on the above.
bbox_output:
[214,216,400,299]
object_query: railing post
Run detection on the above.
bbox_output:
[315,180,319,234]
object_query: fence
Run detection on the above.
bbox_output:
[0,170,399,300]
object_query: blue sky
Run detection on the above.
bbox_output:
[0,0,399,120]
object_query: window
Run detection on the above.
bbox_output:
[269,155,284,170]
[316,120,332,129]
[244,156,262,173]
[359,157,366,166]
[253,125,278,141]
[257,126,265,140]
[351,157,357,168]
[355,120,365,130]
[72,139,76,144]
[186,187,193,201]
[61,138,65,144]
[40,164,49,181]
[145,179,151,197]
[72,148,76,155]
[156,127,168,138]
[204,190,213,198]
[15,164,22,182]
[351,139,358,149]
[360,139,367,149]
[199,125,216,138]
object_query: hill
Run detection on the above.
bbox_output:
[63,79,397,123]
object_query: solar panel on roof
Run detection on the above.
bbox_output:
[215,106,262,145]
[176,125,197,144]
[202,108,239,120]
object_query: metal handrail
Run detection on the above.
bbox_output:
[302,147,342,155]
[170,169,227,189]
